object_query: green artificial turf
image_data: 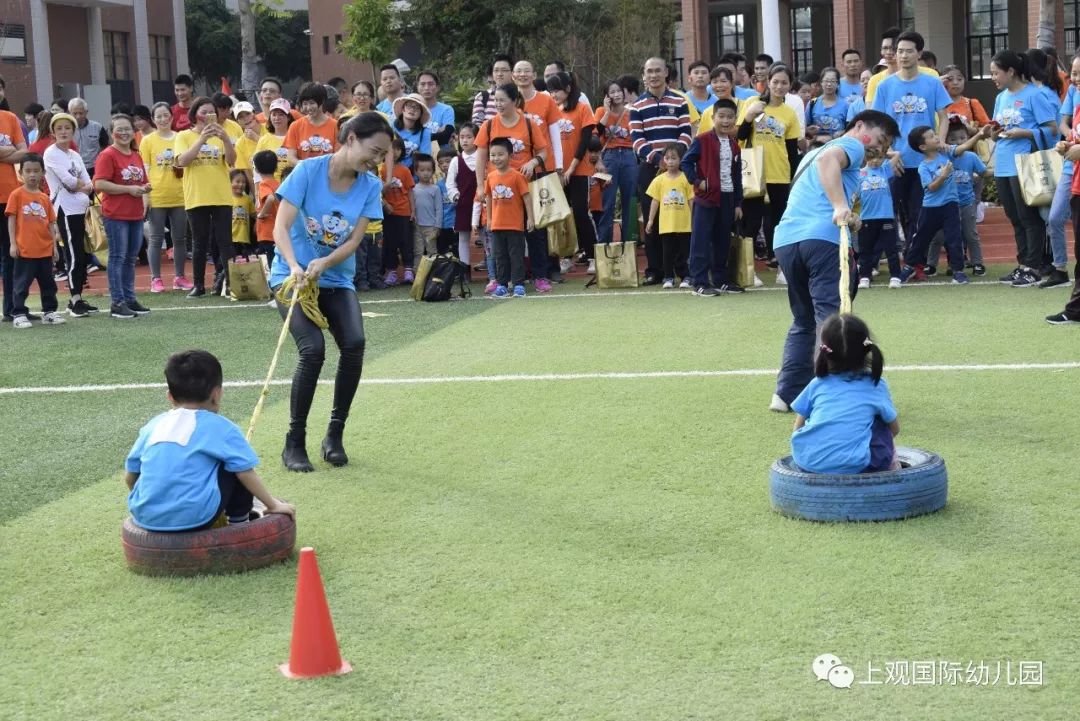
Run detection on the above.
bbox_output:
[1,274,1078,719]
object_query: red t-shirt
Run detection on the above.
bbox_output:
[172,103,192,132]
[95,146,148,220]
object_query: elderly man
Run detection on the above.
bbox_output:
[68,98,109,177]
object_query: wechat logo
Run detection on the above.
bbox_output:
[813,653,854,689]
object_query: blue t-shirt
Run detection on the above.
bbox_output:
[1061,85,1077,179]
[774,136,866,248]
[992,83,1058,178]
[437,179,455,229]
[807,97,850,137]
[839,79,863,105]
[424,101,456,136]
[734,86,758,101]
[269,155,384,290]
[846,96,866,122]
[918,146,962,207]
[791,373,898,475]
[953,152,987,207]
[685,88,716,114]
[376,98,394,116]
[855,164,894,220]
[126,409,259,531]
[394,124,431,168]
[871,72,952,169]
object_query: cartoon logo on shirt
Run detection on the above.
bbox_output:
[891,93,929,115]
[858,170,889,193]
[0,133,13,147]
[299,135,333,154]
[557,118,577,135]
[387,176,404,190]
[22,201,47,219]
[508,137,526,154]
[525,113,546,128]
[996,108,1024,129]
[953,169,972,188]
[120,165,146,183]
[156,148,175,168]
[318,211,352,248]
[492,184,514,200]
[402,138,419,157]
[197,144,221,164]
[609,125,630,139]
[753,114,787,139]
[233,204,249,221]
[662,188,687,207]
[815,114,844,132]
[276,147,288,162]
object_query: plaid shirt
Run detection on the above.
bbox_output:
[629,88,692,165]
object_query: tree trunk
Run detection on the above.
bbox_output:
[238,0,260,99]
[1037,0,1056,50]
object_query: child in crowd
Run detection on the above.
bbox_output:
[446,123,486,282]
[125,349,295,532]
[382,136,415,285]
[483,137,534,298]
[354,164,385,292]
[900,124,988,284]
[790,314,900,474]
[229,169,255,261]
[587,136,606,236]
[252,150,280,263]
[411,153,442,261]
[680,98,745,295]
[855,153,903,289]
[6,153,66,328]
[645,143,694,289]
[925,120,988,277]
[436,147,458,256]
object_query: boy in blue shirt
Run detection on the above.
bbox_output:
[854,155,902,289]
[926,121,989,276]
[900,124,989,284]
[436,146,458,256]
[125,350,295,532]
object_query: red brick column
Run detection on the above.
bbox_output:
[681,0,710,64]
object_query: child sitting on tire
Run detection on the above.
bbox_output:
[789,314,901,474]
[124,350,295,531]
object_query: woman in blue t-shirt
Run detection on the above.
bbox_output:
[271,112,392,472]
[805,67,849,147]
[989,49,1059,287]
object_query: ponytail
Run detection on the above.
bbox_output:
[991,49,1030,82]
[814,313,885,385]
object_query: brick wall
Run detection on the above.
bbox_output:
[1,0,35,109]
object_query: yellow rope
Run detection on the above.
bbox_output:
[839,223,853,315]
[275,275,328,329]
[246,283,300,442]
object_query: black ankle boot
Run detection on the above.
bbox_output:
[212,270,226,296]
[321,430,348,467]
[282,433,314,472]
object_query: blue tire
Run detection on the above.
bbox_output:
[769,447,947,522]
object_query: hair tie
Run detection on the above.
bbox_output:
[863,339,874,347]
[820,344,832,353]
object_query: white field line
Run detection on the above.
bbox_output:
[2,362,1078,396]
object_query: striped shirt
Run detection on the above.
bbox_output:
[630,88,693,165]
[471,89,498,126]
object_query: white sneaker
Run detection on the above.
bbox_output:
[768,393,791,413]
[559,258,573,274]
[42,311,66,325]
[12,314,32,329]
[753,273,764,287]
[871,267,880,277]
[858,277,871,289]
[888,277,902,289]
[587,259,596,274]
[776,270,787,285]
[661,278,674,289]
[678,279,691,289]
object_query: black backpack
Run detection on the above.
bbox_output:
[422,255,472,302]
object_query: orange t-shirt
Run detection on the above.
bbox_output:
[946,97,990,127]
[594,105,633,149]
[384,163,414,217]
[284,116,338,160]
[0,110,28,201]
[255,178,280,242]
[5,186,56,258]
[523,91,563,169]
[557,102,596,177]
[475,113,549,172]
[589,174,604,212]
[484,167,530,231]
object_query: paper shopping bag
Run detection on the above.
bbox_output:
[227,258,271,301]
[741,145,767,199]
[546,215,578,257]
[410,254,436,300]
[595,241,639,289]
[1016,149,1062,207]
[530,172,572,228]
[726,235,755,288]
[84,202,109,267]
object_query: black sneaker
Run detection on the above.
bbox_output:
[186,286,206,298]
[68,299,92,317]
[972,264,986,276]
[84,301,100,314]
[127,300,151,315]
[1,315,11,323]
[26,313,41,321]
[1011,270,1040,288]
[765,258,779,269]
[1037,269,1070,289]
[1045,312,1080,325]
[641,275,662,286]
[1000,266,1022,284]
[719,282,745,294]
[110,302,136,319]
[925,265,938,277]
[694,285,721,296]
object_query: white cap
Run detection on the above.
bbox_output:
[232,101,255,118]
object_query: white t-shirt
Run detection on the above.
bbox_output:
[43,144,92,216]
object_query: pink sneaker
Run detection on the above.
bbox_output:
[403,268,415,283]
[384,270,398,286]
[173,276,194,291]
[534,278,553,293]
[150,277,165,293]
[484,280,499,294]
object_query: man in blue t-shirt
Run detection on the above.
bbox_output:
[769,110,900,411]
[870,31,951,244]
[839,48,865,105]
[416,70,457,145]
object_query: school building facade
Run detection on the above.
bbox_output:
[679,0,1080,101]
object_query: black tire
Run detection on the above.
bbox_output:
[769,447,947,522]
[121,514,296,576]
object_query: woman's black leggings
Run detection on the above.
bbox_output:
[188,205,234,289]
[741,182,791,259]
[276,286,366,437]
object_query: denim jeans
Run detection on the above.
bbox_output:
[906,202,964,272]
[1047,168,1072,269]
[774,239,856,404]
[890,168,924,245]
[103,217,144,304]
[689,197,736,288]
[597,148,639,245]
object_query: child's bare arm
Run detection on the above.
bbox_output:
[125,471,139,490]
[888,418,900,437]
[235,469,295,517]
[523,192,535,232]
[7,217,17,258]
[256,194,277,220]
[793,414,806,431]
[644,199,660,234]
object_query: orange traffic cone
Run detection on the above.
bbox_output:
[279,547,353,679]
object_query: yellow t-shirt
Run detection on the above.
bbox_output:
[646,171,693,234]
[737,102,801,184]
[222,118,244,141]
[254,133,289,183]
[231,193,255,244]
[698,96,757,136]
[670,89,702,125]
[138,131,185,208]
[234,134,258,173]
[865,65,939,105]
[174,130,233,209]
